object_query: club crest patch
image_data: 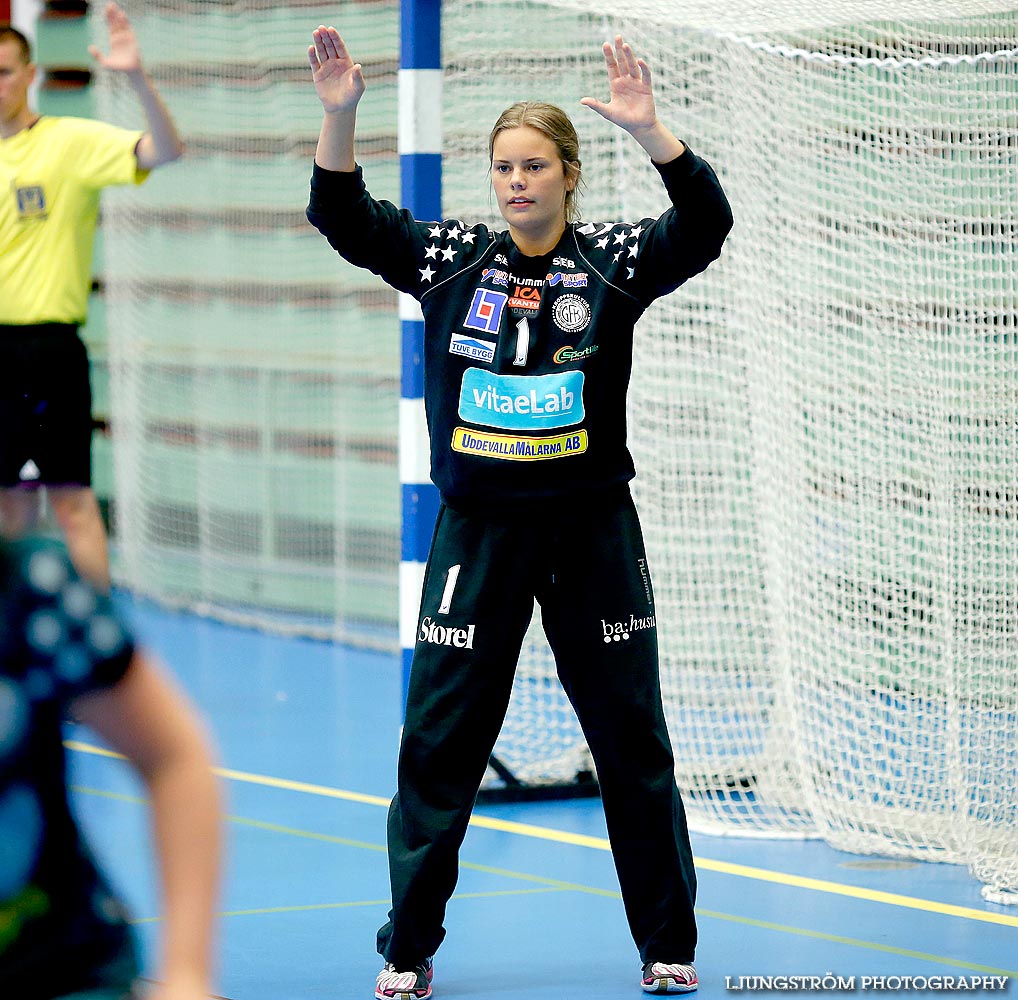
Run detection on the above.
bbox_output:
[551,294,591,333]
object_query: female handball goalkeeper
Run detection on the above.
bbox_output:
[306,27,733,999]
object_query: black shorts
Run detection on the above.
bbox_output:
[0,324,93,488]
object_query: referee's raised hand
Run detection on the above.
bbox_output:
[87,1,143,74]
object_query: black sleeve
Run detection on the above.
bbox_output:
[631,146,734,302]
[306,163,431,298]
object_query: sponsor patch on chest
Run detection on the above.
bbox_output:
[464,288,508,334]
[458,368,584,430]
[449,333,496,362]
[451,427,588,461]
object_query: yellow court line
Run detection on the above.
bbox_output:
[66,740,1018,930]
[73,785,628,919]
[691,858,1018,928]
[140,889,564,923]
[72,783,1018,977]
[694,909,1018,978]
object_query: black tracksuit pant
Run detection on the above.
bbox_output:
[376,487,697,968]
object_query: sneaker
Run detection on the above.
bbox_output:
[375,957,434,1000]
[642,961,698,994]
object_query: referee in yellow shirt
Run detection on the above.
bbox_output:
[0,2,183,589]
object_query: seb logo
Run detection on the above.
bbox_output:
[419,616,476,649]
[459,368,584,430]
[601,613,657,643]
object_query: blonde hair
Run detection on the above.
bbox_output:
[488,101,583,223]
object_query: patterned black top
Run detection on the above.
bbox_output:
[308,147,733,505]
[0,538,138,997]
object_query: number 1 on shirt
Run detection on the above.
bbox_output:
[513,318,530,367]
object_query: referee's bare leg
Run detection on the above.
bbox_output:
[0,488,41,537]
[1,485,111,592]
[47,487,112,591]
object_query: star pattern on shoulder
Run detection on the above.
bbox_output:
[418,221,486,277]
[578,220,645,278]
[578,221,624,239]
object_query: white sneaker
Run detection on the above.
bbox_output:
[641,961,698,994]
[375,957,433,999]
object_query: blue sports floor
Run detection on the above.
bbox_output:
[66,596,1018,999]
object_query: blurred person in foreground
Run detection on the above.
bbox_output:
[0,536,221,999]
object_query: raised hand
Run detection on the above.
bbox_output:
[308,26,365,114]
[88,2,143,74]
[580,35,658,136]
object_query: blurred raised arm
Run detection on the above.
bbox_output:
[89,1,184,169]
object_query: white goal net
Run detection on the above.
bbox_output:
[93,0,403,646]
[442,0,1018,902]
[94,0,1017,902]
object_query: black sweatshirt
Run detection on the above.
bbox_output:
[307,146,733,506]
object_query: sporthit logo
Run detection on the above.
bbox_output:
[419,616,476,649]
[601,614,656,643]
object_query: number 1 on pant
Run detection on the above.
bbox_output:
[439,564,461,614]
